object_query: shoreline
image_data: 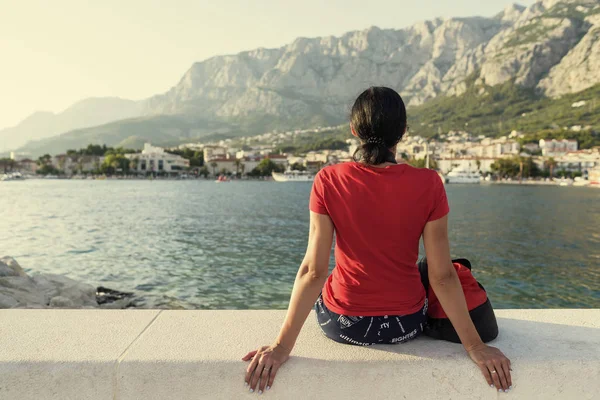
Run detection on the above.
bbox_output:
[0,256,176,310]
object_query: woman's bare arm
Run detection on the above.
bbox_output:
[243,211,334,392]
[275,211,334,350]
[423,216,483,349]
[423,215,512,392]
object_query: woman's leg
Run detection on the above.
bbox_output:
[314,295,373,345]
[425,299,499,343]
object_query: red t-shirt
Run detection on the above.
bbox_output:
[310,162,450,317]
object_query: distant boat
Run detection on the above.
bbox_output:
[215,175,230,183]
[272,170,314,182]
[445,168,481,184]
[0,172,24,181]
[557,178,574,187]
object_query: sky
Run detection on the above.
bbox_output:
[0,0,537,130]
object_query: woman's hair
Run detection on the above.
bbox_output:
[351,87,407,165]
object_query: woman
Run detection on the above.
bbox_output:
[243,87,512,394]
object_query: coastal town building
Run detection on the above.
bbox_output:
[540,139,578,156]
[266,154,288,168]
[207,157,238,175]
[51,154,76,174]
[241,156,262,174]
[203,146,227,161]
[437,158,496,174]
[306,161,323,174]
[553,148,600,174]
[17,159,37,174]
[127,143,189,174]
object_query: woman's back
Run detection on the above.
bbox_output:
[310,162,448,317]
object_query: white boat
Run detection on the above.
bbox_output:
[557,178,574,187]
[444,168,481,184]
[272,170,314,182]
[0,172,24,181]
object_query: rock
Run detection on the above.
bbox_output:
[539,13,600,96]
[0,257,28,277]
[49,296,74,308]
[0,293,18,308]
[32,274,100,308]
[0,256,136,309]
[96,286,135,305]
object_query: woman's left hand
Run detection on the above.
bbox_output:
[242,344,291,394]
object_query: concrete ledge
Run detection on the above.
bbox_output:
[1,310,599,399]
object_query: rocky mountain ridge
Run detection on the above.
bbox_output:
[13,0,600,155]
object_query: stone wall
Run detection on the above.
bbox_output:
[0,309,598,399]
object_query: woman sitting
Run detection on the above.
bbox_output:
[243,87,512,394]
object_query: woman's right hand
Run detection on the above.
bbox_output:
[467,343,512,392]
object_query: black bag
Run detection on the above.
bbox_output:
[418,258,499,343]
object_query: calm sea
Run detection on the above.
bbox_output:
[1,179,599,309]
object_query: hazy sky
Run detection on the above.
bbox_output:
[0,0,536,130]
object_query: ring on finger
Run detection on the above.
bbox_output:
[491,370,497,374]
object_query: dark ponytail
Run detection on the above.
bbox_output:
[351,87,407,165]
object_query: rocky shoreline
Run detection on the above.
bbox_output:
[0,256,137,309]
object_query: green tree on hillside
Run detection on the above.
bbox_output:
[166,148,203,167]
[101,154,130,175]
[290,162,306,171]
[37,154,52,166]
[249,159,285,176]
[491,156,540,179]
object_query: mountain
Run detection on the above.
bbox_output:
[0,97,142,153]
[17,0,600,156]
[142,0,600,115]
[19,115,238,156]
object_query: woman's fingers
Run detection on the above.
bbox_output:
[242,350,258,362]
[250,363,265,392]
[477,363,494,387]
[244,354,259,387]
[267,364,280,391]
[258,364,271,393]
[494,360,509,391]
[487,361,502,390]
[501,358,512,389]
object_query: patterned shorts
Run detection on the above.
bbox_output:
[315,294,428,346]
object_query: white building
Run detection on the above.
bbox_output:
[203,146,228,161]
[267,154,289,168]
[437,158,496,174]
[207,158,238,175]
[553,148,600,173]
[127,143,189,174]
[539,139,578,156]
[305,151,328,163]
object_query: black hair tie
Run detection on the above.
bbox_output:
[365,137,385,146]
